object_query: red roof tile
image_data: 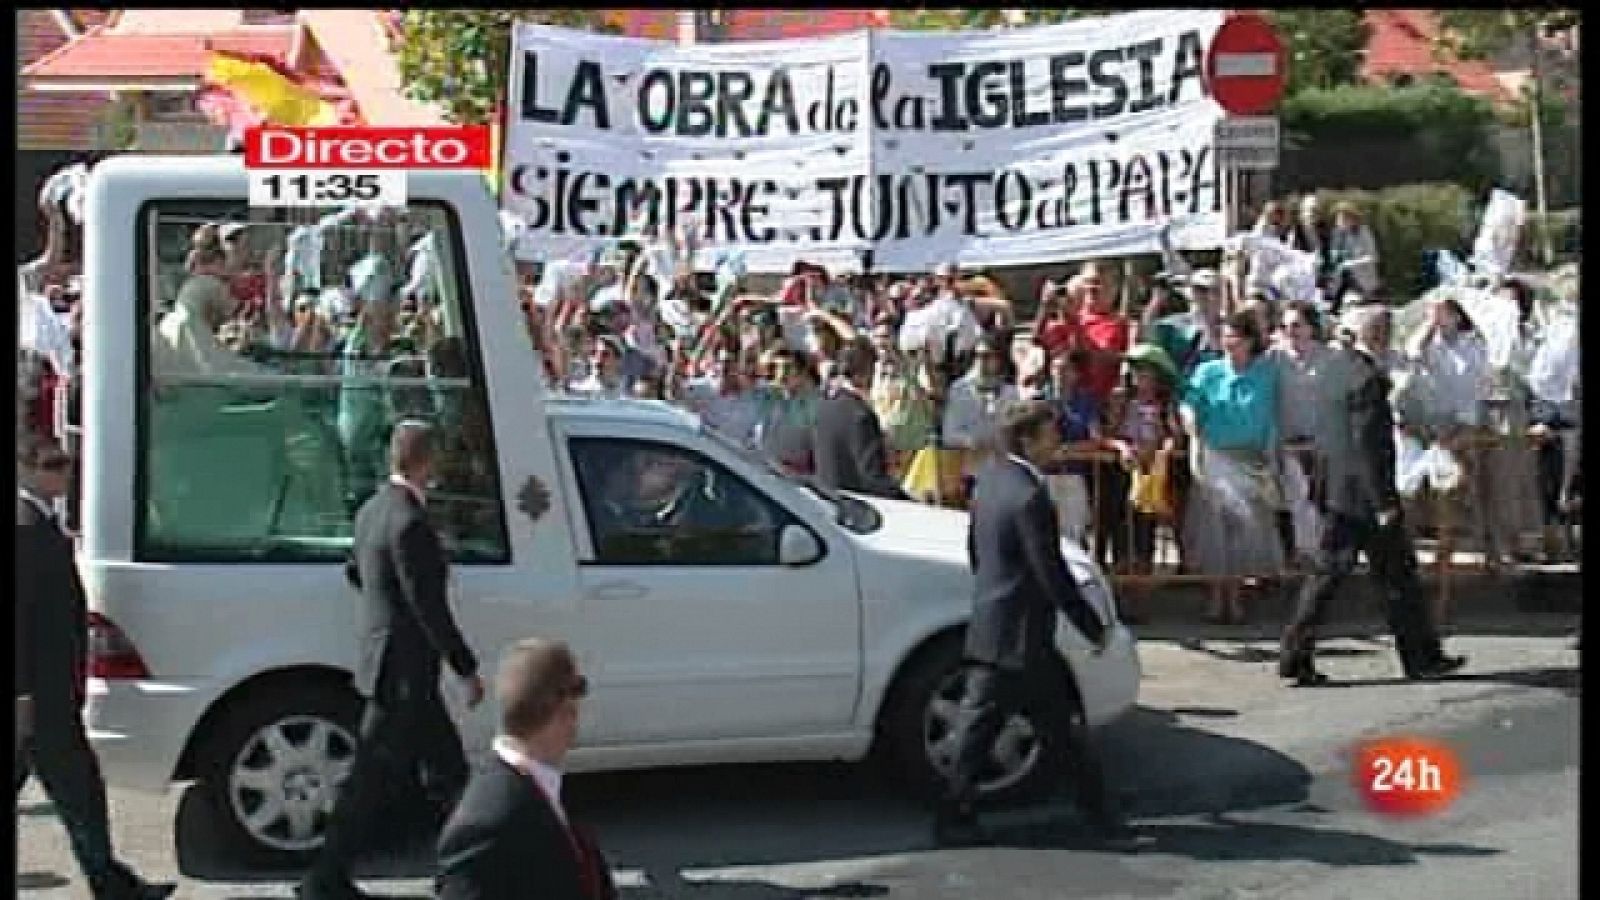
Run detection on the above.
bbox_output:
[1361,10,1513,104]
[25,26,296,81]
[722,9,878,40]
[17,10,112,150]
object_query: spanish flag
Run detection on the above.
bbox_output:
[204,51,343,127]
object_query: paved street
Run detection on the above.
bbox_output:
[20,611,1579,900]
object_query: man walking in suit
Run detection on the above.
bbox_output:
[300,421,486,900]
[814,339,909,499]
[936,401,1140,849]
[1279,306,1467,686]
[437,638,616,900]
[15,433,175,900]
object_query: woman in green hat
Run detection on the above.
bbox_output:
[1102,343,1186,617]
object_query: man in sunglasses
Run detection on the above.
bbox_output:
[438,638,615,900]
[16,433,175,899]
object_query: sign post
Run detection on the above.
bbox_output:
[1206,12,1287,238]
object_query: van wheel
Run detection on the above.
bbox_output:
[194,681,362,868]
[880,639,1071,807]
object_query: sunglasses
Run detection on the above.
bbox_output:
[39,454,72,472]
[567,676,590,699]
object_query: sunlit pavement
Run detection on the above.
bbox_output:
[19,606,1579,900]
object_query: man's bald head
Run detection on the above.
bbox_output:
[389,420,437,480]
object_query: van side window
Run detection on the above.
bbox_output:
[136,201,509,564]
[569,437,791,566]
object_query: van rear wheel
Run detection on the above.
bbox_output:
[194,682,362,868]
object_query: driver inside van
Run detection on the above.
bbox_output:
[587,446,770,562]
[597,448,698,534]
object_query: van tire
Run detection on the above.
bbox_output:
[193,680,363,869]
[880,638,1072,808]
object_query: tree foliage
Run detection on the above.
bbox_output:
[1435,9,1581,60]
[93,95,139,154]
[892,9,1371,101]
[889,9,1109,30]
[1265,11,1371,96]
[396,10,620,125]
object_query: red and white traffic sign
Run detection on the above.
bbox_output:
[1205,12,1287,116]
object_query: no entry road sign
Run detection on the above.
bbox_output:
[1206,12,1287,116]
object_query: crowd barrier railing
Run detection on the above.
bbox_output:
[894,430,1570,626]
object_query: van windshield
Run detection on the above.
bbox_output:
[700,427,883,535]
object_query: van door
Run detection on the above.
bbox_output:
[554,420,861,744]
[417,175,587,759]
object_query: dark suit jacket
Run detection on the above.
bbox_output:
[1321,347,1402,521]
[437,756,617,900]
[813,387,907,500]
[965,457,1105,671]
[347,483,477,701]
[16,496,88,708]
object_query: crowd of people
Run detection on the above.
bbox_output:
[17,165,1583,625]
[509,193,1579,623]
[12,158,1581,898]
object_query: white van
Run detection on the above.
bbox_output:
[77,156,1139,864]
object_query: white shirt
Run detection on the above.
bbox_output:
[19,284,74,376]
[493,736,567,828]
[388,473,426,506]
[1420,332,1489,427]
[900,293,981,362]
[681,379,764,448]
[1528,312,1580,405]
[942,375,1021,451]
[19,488,56,525]
[401,233,439,304]
[1269,342,1333,446]
[1331,224,1380,294]
[566,374,625,400]
[1006,453,1046,486]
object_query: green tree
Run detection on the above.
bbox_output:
[893,10,1370,100]
[890,9,1109,30]
[93,95,139,154]
[1435,9,1580,60]
[396,10,620,125]
[1265,11,1371,96]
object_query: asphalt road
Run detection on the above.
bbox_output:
[18,623,1580,900]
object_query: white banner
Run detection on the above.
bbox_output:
[504,11,1227,273]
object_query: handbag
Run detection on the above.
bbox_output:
[1130,449,1175,519]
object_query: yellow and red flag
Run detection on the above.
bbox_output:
[202,50,356,128]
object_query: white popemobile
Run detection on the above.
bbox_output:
[76,155,1139,864]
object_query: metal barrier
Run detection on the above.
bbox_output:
[893,434,1572,625]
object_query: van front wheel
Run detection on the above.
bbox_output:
[194,682,362,867]
[881,639,1072,807]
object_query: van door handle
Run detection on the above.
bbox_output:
[588,581,648,602]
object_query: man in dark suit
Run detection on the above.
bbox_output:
[438,638,616,900]
[300,421,486,900]
[936,401,1140,849]
[814,339,908,500]
[1279,306,1467,686]
[15,433,175,900]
